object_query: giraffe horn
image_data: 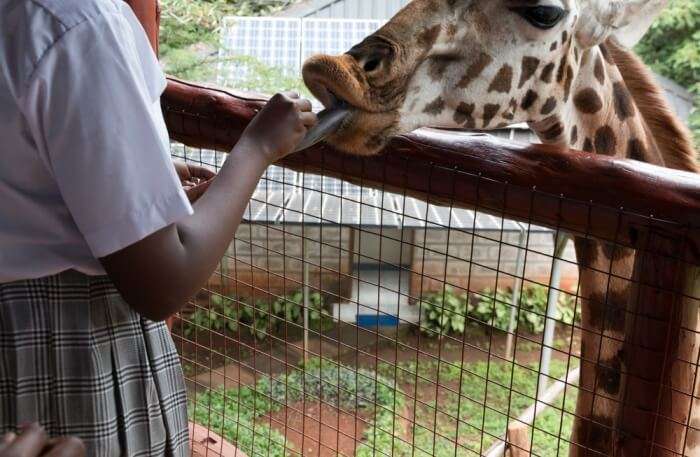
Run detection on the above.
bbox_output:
[577,0,669,48]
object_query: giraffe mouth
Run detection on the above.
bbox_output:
[303,54,400,155]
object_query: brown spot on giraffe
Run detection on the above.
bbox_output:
[417,24,441,49]
[466,3,492,34]
[423,96,445,115]
[595,126,617,155]
[521,90,538,110]
[428,55,460,81]
[556,54,567,83]
[550,41,557,51]
[488,64,514,93]
[540,62,555,83]
[582,138,594,153]
[457,52,493,88]
[482,104,500,128]
[587,290,627,333]
[446,23,457,38]
[594,55,606,85]
[542,119,564,140]
[574,88,603,114]
[501,98,518,120]
[613,81,635,121]
[561,30,569,44]
[575,238,597,267]
[540,97,557,115]
[596,355,622,396]
[518,56,540,88]
[570,125,578,145]
[627,138,647,161]
[453,102,476,128]
[602,242,633,262]
[579,415,614,453]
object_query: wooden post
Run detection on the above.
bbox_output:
[617,230,699,456]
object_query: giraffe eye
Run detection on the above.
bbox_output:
[511,6,566,29]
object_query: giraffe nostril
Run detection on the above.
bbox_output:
[363,56,382,73]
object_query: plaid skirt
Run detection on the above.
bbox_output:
[0,271,189,456]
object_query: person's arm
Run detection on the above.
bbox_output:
[101,93,316,321]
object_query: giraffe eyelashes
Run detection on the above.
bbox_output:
[510,6,567,30]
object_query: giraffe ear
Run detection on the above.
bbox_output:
[576,0,668,49]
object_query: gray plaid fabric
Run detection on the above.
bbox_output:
[0,271,189,456]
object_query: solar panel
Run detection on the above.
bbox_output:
[218,17,303,88]
[300,18,386,61]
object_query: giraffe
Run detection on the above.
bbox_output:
[301,0,698,455]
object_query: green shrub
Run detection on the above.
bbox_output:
[266,357,388,412]
[419,285,580,337]
[190,382,287,457]
[183,295,238,337]
[183,289,331,341]
[419,287,469,337]
[271,289,332,332]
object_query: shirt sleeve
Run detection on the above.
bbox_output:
[19,6,193,258]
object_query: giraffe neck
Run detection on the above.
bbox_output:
[530,44,662,166]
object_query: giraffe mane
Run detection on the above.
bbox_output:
[605,38,698,173]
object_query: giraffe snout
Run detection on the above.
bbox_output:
[302,54,384,113]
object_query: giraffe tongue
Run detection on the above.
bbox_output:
[293,106,350,153]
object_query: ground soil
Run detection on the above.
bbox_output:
[180,321,581,456]
[261,401,370,457]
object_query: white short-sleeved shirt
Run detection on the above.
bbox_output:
[0,0,193,283]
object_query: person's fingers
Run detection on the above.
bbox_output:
[172,160,190,181]
[300,112,318,128]
[0,432,17,452]
[185,180,212,203]
[189,165,216,180]
[294,98,313,113]
[43,437,86,457]
[6,424,47,457]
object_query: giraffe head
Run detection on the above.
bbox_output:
[302,0,668,154]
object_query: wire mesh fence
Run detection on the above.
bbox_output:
[171,141,700,457]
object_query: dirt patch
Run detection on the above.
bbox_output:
[262,401,369,457]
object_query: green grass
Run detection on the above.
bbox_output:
[191,357,579,457]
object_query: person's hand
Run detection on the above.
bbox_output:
[0,424,86,457]
[173,160,216,203]
[238,92,317,163]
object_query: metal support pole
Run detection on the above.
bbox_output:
[505,229,527,360]
[538,232,569,398]
[303,237,310,364]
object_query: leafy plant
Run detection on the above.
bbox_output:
[184,289,332,341]
[474,285,579,334]
[183,295,238,337]
[636,0,700,147]
[419,285,580,337]
[419,286,469,338]
[271,289,333,332]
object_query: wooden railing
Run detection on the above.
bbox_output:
[162,79,700,456]
[163,79,700,265]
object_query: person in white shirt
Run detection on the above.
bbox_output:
[0,0,316,455]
